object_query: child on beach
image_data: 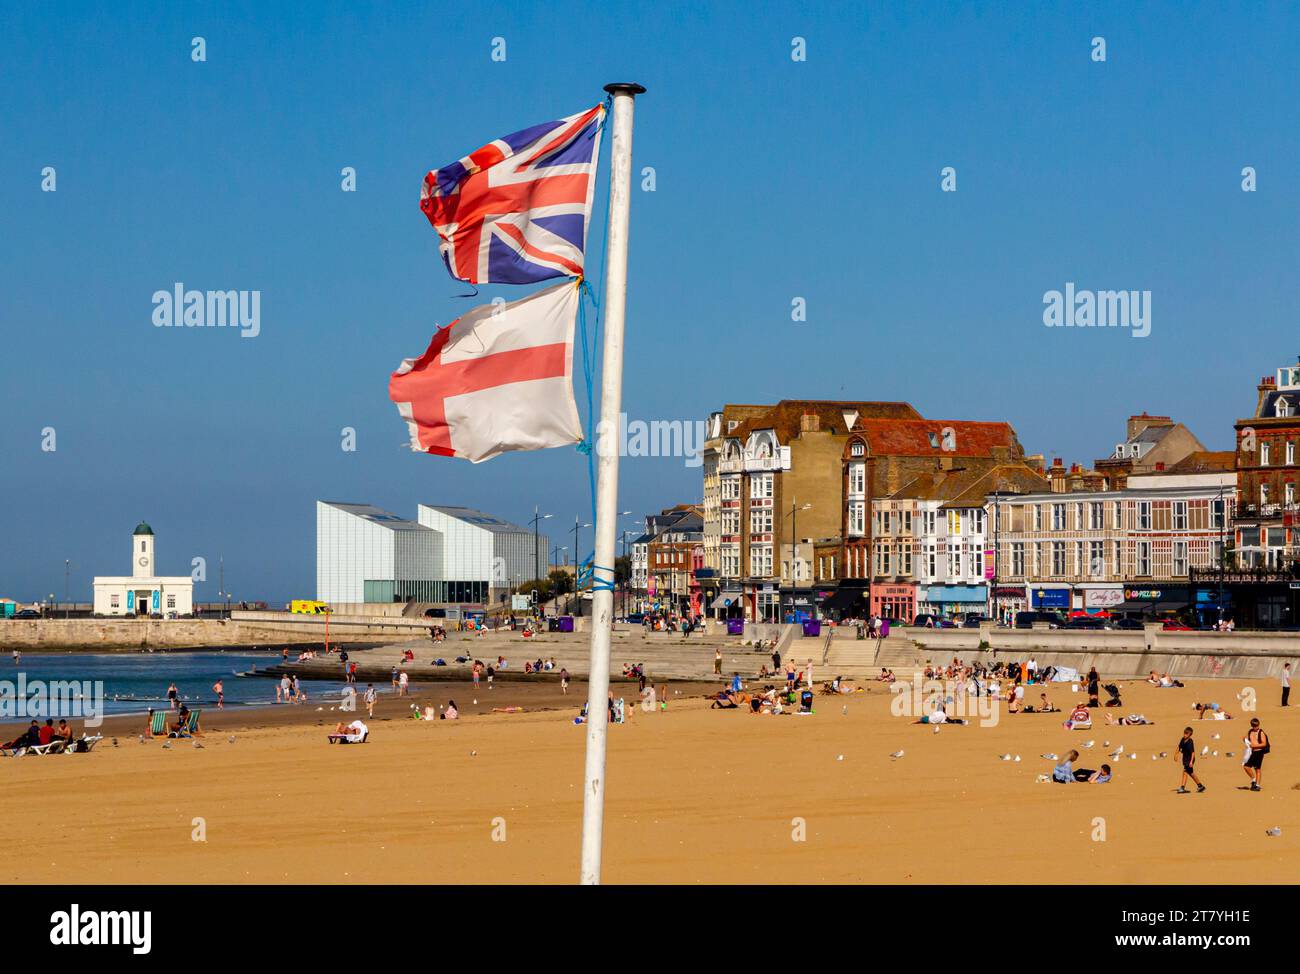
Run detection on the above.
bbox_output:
[364,684,377,718]
[1177,727,1206,793]
[1052,750,1080,782]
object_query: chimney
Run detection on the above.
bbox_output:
[1052,457,1064,468]
[1155,461,1165,471]
[801,412,820,433]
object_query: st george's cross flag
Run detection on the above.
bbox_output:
[389,281,583,463]
[420,104,604,285]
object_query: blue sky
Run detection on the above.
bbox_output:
[2,0,1297,605]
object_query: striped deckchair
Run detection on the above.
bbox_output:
[146,710,169,737]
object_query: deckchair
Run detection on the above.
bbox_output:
[67,734,104,753]
[169,709,202,738]
[27,739,67,756]
[327,730,368,744]
[146,710,169,737]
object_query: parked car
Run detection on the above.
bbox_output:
[14,609,41,619]
[912,613,954,628]
[1111,616,1144,630]
[961,615,991,628]
[1063,615,1107,630]
[623,613,646,625]
[1161,620,1194,631]
[1014,611,1062,629]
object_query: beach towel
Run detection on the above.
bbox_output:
[1051,666,1080,683]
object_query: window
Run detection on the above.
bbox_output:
[879,546,891,576]
[1051,542,1066,576]
[849,462,865,495]
[1089,541,1104,576]
[1136,542,1151,576]
[750,473,773,499]
[1052,504,1066,531]
[948,510,962,536]
[850,441,865,457]
[1113,541,1122,574]
[1277,397,1293,418]
[750,545,772,577]
[1261,483,1270,506]
[948,547,962,579]
[1172,501,1187,531]
[1288,442,1296,466]
[1089,502,1103,530]
[1261,442,1271,465]
[110,594,120,608]
[1111,502,1121,530]
[901,544,913,576]
[1137,502,1151,530]
[749,509,772,535]
[721,510,739,535]
[1172,541,1188,576]
[1033,506,1043,530]
[1287,483,1296,507]
[166,594,176,609]
[923,510,936,536]
[1011,543,1025,577]
[902,510,913,533]
[141,540,146,552]
[848,501,865,536]
[721,477,740,500]
[881,510,892,534]
[971,509,984,534]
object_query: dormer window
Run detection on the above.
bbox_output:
[850,441,864,457]
[1277,397,1293,418]
[1115,444,1126,458]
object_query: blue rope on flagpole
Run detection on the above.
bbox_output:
[573,94,616,590]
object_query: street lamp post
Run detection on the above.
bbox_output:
[531,506,554,592]
[64,560,71,619]
[572,516,592,615]
[787,501,811,621]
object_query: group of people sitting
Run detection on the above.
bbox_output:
[4,718,77,750]
[876,669,897,683]
[409,700,460,721]
[711,683,814,715]
[524,657,557,674]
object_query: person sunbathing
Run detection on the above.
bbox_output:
[1062,704,1092,730]
[1193,702,1232,720]
[711,690,739,710]
[1105,712,1153,725]
[332,719,368,742]
[1037,693,1059,713]
[914,705,965,725]
[3,721,41,750]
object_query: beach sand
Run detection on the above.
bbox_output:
[1,676,1296,884]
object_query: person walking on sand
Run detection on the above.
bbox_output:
[472,661,481,689]
[1243,718,1269,791]
[560,667,569,695]
[714,647,722,675]
[212,679,224,710]
[398,670,409,697]
[279,674,291,703]
[391,666,399,692]
[364,683,377,718]
[1282,663,1291,708]
[1177,726,1206,794]
[293,674,306,703]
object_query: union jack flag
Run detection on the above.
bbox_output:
[420,104,605,286]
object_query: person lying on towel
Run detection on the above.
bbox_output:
[333,719,368,743]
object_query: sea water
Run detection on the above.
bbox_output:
[2,650,355,716]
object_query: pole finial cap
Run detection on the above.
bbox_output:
[603,82,646,96]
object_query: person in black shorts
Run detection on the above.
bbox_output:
[1243,718,1269,792]
[1177,726,1205,793]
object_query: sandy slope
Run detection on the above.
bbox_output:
[1,678,1295,884]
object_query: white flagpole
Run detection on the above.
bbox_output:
[579,81,644,885]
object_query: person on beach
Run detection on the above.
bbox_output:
[364,684,377,718]
[771,648,781,673]
[472,661,481,688]
[714,647,722,675]
[1243,718,1269,791]
[560,667,569,695]
[293,674,306,703]
[1073,763,1113,783]
[443,700,458,719]
[398,671,409,697]
[391,666,399,692]
[1105,713,1153,726]
[1177,727,1206,793]
[1193,702,1233,720]
[1282,664,1291,708]
[12,650,20,665]
[167,682,179,710]
[213,679,224,710]
[1086,668,1100,708]
[1052,750,1080,783]
[333,719,368,742]
[279,674,290,703]
[340,648,349,679]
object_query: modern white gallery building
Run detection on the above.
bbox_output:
[316,501,547,607]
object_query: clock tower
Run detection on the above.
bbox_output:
[132,521,155,578]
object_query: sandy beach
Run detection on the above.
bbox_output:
[1,675,1295,884]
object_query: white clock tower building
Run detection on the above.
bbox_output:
[93,521,194,617]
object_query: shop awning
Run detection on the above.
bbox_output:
[710,592,741,609]
[1115,599,1188,613]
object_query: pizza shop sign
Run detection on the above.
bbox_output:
[1123,588,1162,601]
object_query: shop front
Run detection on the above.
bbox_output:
[780,590,817,623]
[991,586,1027,626]
[869,582,917,624]
[1080,585,1125,615]
[919,584,988,622]
[1029,586,1072,613]
[710,587,744,620]
[1113,585,1191,621]
[821,582,870,621]
[746,582,780,623]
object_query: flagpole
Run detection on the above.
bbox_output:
[579,81,645,885]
